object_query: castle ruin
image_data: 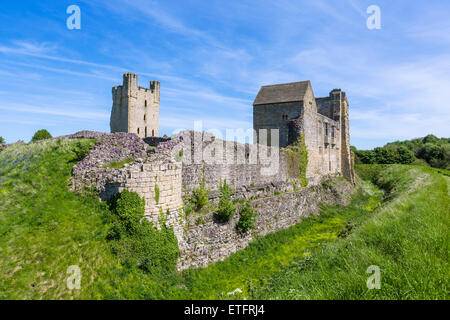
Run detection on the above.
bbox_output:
[253,81,354,183]
[110,72,160,138]
[73,73,356,270]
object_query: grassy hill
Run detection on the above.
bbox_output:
[0,139,448,299]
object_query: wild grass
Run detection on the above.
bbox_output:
[0,139,118,299]
[252,165,449,299]
[102,158,133,169]
[1,140,447,300]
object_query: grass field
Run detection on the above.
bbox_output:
[0,139,448,299]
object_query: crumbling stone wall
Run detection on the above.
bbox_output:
[178,176,354,270]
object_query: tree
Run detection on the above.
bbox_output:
[0,136,5,144]
[31,129,52,142]
[355,150,376,164]
[416,143,443,163]
[396,146,414,164]
[374,147,398,164]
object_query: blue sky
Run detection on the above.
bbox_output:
[0,0,449,149]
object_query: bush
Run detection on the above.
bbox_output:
[31,129,52,142]
[106,190,179,273]
[72,140,93,162]
[0,136,4,144]
[214,180,236,223]
[236,201,258,233]
[191,180,210,211]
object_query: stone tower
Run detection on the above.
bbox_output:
[253,81,355,184]
[110,72,160,138]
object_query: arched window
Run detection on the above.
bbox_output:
[137,128,140,134]
[145,127,147,137]
[144,114,146,121]
[152,129,155,136]
[144,100,147,107]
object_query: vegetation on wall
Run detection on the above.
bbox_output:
[31,129,52,142]
[236,200,258,233]
[102,157,133,169]
[286,134,308,187]
[106,190,179,274]
[214,180,236,223]
[190,177,210,212]
[353,134,450,170]
[154,184,160,204]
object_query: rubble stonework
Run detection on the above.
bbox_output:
[178,176,354,270]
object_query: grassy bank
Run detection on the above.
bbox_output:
[0,140,447,299]
[252,165,449,299]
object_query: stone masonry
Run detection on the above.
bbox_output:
[253,81,355,183]
[110,73,160,138]
[71,74,356,270]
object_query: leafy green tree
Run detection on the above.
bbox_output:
[422,134,440,144]
[396,146,414,164]
[355,149,376,164]
[0,136,5,144]
[416,143,443,163]
[374,147,398,164]
[32,129,52,142]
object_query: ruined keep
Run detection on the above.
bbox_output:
[253,81,354,184]
[110,72,160,138]
[72,74,356,270]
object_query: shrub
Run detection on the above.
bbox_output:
[31,129,52,142]
[106,190,179,273]
[191,180,209,211]
[214,180,236,223]
[236,201,258,233]
[0,136,4,144]
[72,140,94,162]
[107,189,145,235]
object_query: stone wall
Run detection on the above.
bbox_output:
[101,162,183,231]
[176,131,300,200]
[177,176,354,270]
[70,129,354,271]
[253,102,303,147]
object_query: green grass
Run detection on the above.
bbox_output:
[0,139,117,299]
[0,140,448,300]
[102,158,133,169]
[251,165,449,299]
[168,181,382,299]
